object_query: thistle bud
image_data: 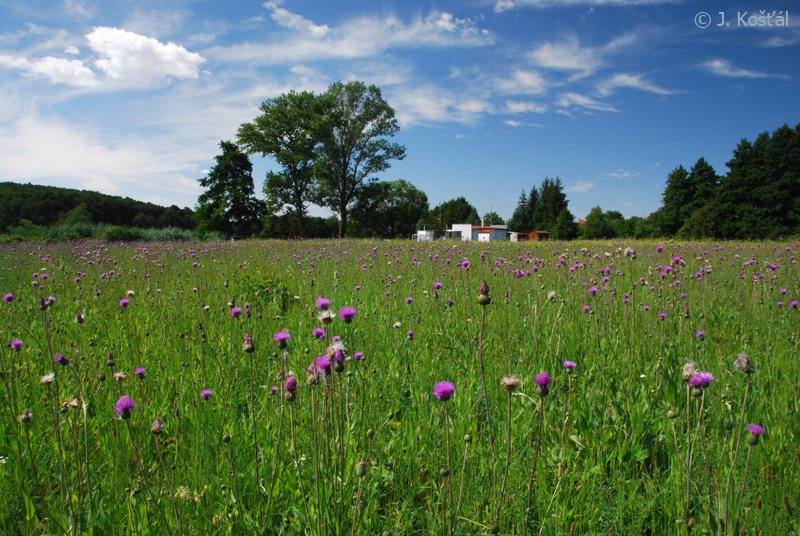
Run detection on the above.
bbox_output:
[367,428,375,439]
[151,417,165,435]
[222,434,231,443]
[356,462,367,478]
[242,333,255,353]
[439,467,450,477]
[284,391,296,402]
[667,409,677,420]
[107,353,115,367]
[747,434,759,447]
[463,434,472,443]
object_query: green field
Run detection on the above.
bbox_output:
[0,238,797,535]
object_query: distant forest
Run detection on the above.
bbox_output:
[0,182,196,231]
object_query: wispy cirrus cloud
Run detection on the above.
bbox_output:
[208,7,494,65]
[495,0,676,12]
[606,168,639,178]
[700,58,788,79]
[557,92,616,112]
[596,73,676,96]
[390,85,494,126]
[564,180,594,192]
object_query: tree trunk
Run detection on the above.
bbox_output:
[297,209,305,237]
[338,203,347,239]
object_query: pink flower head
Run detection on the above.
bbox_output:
[534,372,552,387]
[747,423,765,435]
[114,395,136,417]
[10,339,23,350]
[688,371,714,388]
[433,282,443,289]
[4,293,15,302]
[354,351,364,360]
[338,305,356,323]
[231,307,243,318]
[134,367,145,378]
[274,331,290,342]
[200,389,213,400]
[563,361,577,368]
[316,296,331,310]
[119,299,130,308]
[312,327,325,338]
[284,376,298,392]
[433,381,455,401]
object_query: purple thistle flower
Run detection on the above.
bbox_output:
[433,381,455,401]
[407,330,414,340]
[563,361,577,368]
[314,355,332,375]
[405,297,413,304]
[333,336,340,342]
[3,293,15,302]
[479,280,489,296]
[10,339,23,350]
[338,305,356,323]
[54,353,69,366]
[200,389,213,400]
[534,372,552,387]
[231,307,243,318]
[747,423,765,435]
[791,301,799,308]
[355,285,361,291]
[588,287,598,294]
[447,299,455,306]
[354,351,364,360]
[696,331,704,338]
[582,305,590,312]
[312,327,325,338]
[688,371,714,388]
[134,367,145,378]
[284,376,297,392]
[316,296,330,310]
[119,299,130,308]
[433,282,443,289]
[114,395,136,419]
[274,330,290,349]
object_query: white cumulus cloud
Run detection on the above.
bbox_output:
[86,27,206,86]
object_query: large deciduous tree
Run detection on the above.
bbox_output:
[315,81,406,238]
[237,90,322,235]
[350,179,429,237]
[196,141,264,237]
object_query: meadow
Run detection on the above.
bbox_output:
[0,237,797,535]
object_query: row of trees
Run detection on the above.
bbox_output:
[583,122,799,239]
[197,81,407,239]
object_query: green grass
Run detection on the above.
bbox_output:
[0,238,797,535]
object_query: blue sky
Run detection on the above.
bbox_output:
[0,0,797,222]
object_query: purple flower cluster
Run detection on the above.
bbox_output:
[433,381,455,401]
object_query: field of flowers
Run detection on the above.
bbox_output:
[0,238,797,535]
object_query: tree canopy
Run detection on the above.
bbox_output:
[196,141,264,237]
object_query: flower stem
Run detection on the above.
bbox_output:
[725,374,750,533]
[732,446,753,534]
[524,395,545,536]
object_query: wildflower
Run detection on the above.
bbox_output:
[318,310,335,324]
[3,293,14,302]
[476,280,491,306]
[242,332,255,353]
[405,297,413,304]
[433,381,455,402]
[10,339,23,350]
[354,352,364,360]
[790,301,799,308]
[746,423,765,446]
[316,296,331,310]
[688,371,714,388]
[733,353,755,374]
[534,371,552,397]
[338,305,357,323]
[284,376,297,392]
[433,282,443,289]
[696,331,704,338]
[274,330,290,349]
[393,321,402,329]
[113,371,127,382]
[548,291,556,301]
[682,362,698,382]
[311,327,325,338]
[589,287,598,294]
[40,373,55,385]
[230,307,243,318]
[447,299,455,306]
[407,330,414,340]
[119,299,130,308]
[19,409,32,423]
[563,361,576,374]
[582,305,590,312]
[500,375,520,392]
[74,313,84,324]
[106,352,115,367]
[126,290,135,297]
[200,390,213,400]
[134,367,145,378]
[54,353,69,367]
[151,417,165,435]
[114,395,136,419]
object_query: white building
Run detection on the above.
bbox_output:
[451,219,508,241]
